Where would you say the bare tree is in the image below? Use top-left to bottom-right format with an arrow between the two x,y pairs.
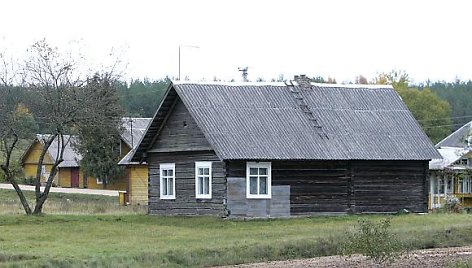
0,39 -> 122,215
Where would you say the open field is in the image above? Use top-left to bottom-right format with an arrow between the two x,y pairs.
0,200 -> 472,267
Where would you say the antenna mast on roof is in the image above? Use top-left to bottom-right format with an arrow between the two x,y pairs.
238,67 -> 249,82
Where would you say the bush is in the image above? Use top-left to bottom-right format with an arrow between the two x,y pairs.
444,194 -> 463,213
340,218 -> 405,266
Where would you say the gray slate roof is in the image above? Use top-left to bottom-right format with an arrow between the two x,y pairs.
436,121 -> 472,148
134,81 -> 440,161
118,118 -> 152,165
35,134 -> 80,167
121,118 -> 152,149
25,118 -> 151,168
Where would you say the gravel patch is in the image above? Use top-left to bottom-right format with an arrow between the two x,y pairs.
222,246 -> 472,268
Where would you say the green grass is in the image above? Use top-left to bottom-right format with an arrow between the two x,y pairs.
0,189 -> 146,215
0,213 -> 471,267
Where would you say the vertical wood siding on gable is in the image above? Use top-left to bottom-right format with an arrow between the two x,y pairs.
150,99 -> 212,152
148,151 -> 226,216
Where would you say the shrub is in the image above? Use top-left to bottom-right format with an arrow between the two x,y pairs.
444,194 -> 463,213
340,218 -> 405,266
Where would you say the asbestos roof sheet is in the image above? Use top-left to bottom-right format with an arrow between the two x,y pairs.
171,82 -> 440,160
429,147 -> 471,170
436,121 -> 472,148
121,118 -> 152,149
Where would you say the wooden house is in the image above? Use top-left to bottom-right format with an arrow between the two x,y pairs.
131,78 -> 440,217
22,134 -> 83,187
429,121 -> 472,209
21,118 -> 151,205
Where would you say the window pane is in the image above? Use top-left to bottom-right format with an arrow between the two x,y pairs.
168,178 -> 174,195
202,177 -> 209,194
259,176 -> 267,194
439,179 -> 445,194
259,168 -> 267,175
203,168 -> 210,176
198,177 -> 203,195
249,177 -> 257,194
169,169 -> 174,177
162,178 -> 168,195
250,168 -> 258,175
198,168 -> 204,176
162,170 -> 167,177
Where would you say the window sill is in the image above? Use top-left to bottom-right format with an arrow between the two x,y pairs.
196,196 -> 212,200
246,195 -> 271,199
160,196 -> 176,200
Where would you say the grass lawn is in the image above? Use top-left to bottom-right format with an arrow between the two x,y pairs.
0,189 -> 146,215
0,208 -> 471,267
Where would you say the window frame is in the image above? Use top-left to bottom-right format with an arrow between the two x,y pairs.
96,178 -> 103,185
160,163 -> 176,200
246,162 -> 272,199
195,161 -> 212,199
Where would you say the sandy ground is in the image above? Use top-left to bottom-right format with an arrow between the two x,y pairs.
0,183 -> 119,196
225,246 -> 472,268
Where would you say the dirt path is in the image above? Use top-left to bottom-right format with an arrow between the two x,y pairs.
0,183 -> 119,196
226,246 -> 472,268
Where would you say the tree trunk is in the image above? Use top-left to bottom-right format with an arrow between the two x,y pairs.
1,166 -> 32,214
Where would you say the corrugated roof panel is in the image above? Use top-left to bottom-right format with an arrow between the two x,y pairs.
171,83 -> 440,160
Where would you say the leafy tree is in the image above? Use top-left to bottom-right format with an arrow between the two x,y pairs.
13,103 -> 38,138
73,74 -> 124,188
374,70 -> 451,143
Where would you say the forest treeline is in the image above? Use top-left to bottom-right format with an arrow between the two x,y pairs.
3,69 -> 472,145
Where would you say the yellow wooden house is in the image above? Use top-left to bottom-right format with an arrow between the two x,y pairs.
21,118 -> 151,205
429,121 -> 472,209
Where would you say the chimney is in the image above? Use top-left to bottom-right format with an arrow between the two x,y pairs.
294,74 -> 311,89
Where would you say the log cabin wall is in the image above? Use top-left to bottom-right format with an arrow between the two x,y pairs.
227,160 -> 350,215
148,151 -> 226,216
227,159 -> 428,216
351,160 -> 428,213
147,97 -> 227,215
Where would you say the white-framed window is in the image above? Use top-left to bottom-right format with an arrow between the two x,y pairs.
461,158 -> 469,166
195,162 -> 212,199
96,178 -> 103,185
246,162 -> 271,199
459,176 -> 472,193
160,163 -> 176,199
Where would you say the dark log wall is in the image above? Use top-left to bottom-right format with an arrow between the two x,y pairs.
352,160 -> 428,213
148,151 -> 226,216
227,160 -> 350,215
150,99 -> 212,152
227,160 -> 428,215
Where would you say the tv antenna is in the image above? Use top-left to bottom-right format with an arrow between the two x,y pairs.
238,67 -> 249,82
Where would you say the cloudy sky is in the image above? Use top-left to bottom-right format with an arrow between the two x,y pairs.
1,0 -> 471,83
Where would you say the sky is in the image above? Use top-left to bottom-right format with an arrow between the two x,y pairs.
1,0 -> 471,84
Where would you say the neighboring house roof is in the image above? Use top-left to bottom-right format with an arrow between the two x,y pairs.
430,121 -> 472,171
429,147 -> 471,170
436,121 -> 472,148
121,118 -> 152,149
22,118 -> 151,168
132,81 -> 440,161
21,134 -> 80,168
118,118 -> 152,165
